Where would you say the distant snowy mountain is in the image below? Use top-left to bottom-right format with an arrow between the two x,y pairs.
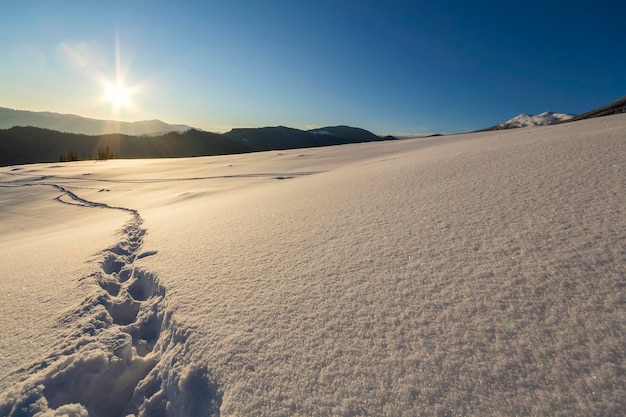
495,112 -> 575,129
0,107 -> 194,136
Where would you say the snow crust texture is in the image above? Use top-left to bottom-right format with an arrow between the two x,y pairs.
1,114 -> 625,416
0,184 -> 219,417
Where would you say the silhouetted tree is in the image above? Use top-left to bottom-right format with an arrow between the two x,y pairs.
59,150 -> 79,162
96,146 -> 117,160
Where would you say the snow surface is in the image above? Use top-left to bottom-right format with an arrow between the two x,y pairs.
1,115 -> 625,416
497,111 -> 574,128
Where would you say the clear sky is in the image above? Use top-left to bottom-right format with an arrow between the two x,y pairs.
1,0 -> 624,134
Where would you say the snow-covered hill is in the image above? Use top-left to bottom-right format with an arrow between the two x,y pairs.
495,111 -> 575,129
1,114 -> 625,416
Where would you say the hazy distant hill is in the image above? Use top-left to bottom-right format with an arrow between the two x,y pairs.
225,125 -> 388,151
482,111 -> 575,131
0,125 -> 393,167
565,96 -> 626,122
308,125 -> 384,142
0,107 -> 193,136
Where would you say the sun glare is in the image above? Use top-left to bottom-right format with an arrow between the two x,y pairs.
94,35 -> 146,118
105,82 -> 131,108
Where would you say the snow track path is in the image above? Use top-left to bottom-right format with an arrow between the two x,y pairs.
0,183 -> 220,417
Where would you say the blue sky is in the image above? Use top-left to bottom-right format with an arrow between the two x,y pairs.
1,0 -> 624,134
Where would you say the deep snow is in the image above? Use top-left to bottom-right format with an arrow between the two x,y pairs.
1,115 -> 625,416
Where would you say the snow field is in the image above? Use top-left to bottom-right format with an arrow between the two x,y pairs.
0,114 -> 625,416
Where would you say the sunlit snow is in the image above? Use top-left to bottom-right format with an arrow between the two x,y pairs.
1,115 -> 625,416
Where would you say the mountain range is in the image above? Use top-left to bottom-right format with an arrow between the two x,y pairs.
0,125 -> 395,167
1,95 -> 624,167
0,107 -> 193,136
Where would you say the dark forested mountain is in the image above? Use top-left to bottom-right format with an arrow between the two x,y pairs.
0,107 -> 193,136
565,96 -> 626,122
0,125 -> 394,167
225,125 -> 388,151
308,126 -> 384,142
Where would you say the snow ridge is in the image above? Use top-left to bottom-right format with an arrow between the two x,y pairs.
0,184 -> 220,417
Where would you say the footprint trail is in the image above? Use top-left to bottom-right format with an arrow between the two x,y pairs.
0,183 -> 220,417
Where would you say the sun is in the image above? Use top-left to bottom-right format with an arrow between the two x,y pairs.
105,82 -> 131,108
